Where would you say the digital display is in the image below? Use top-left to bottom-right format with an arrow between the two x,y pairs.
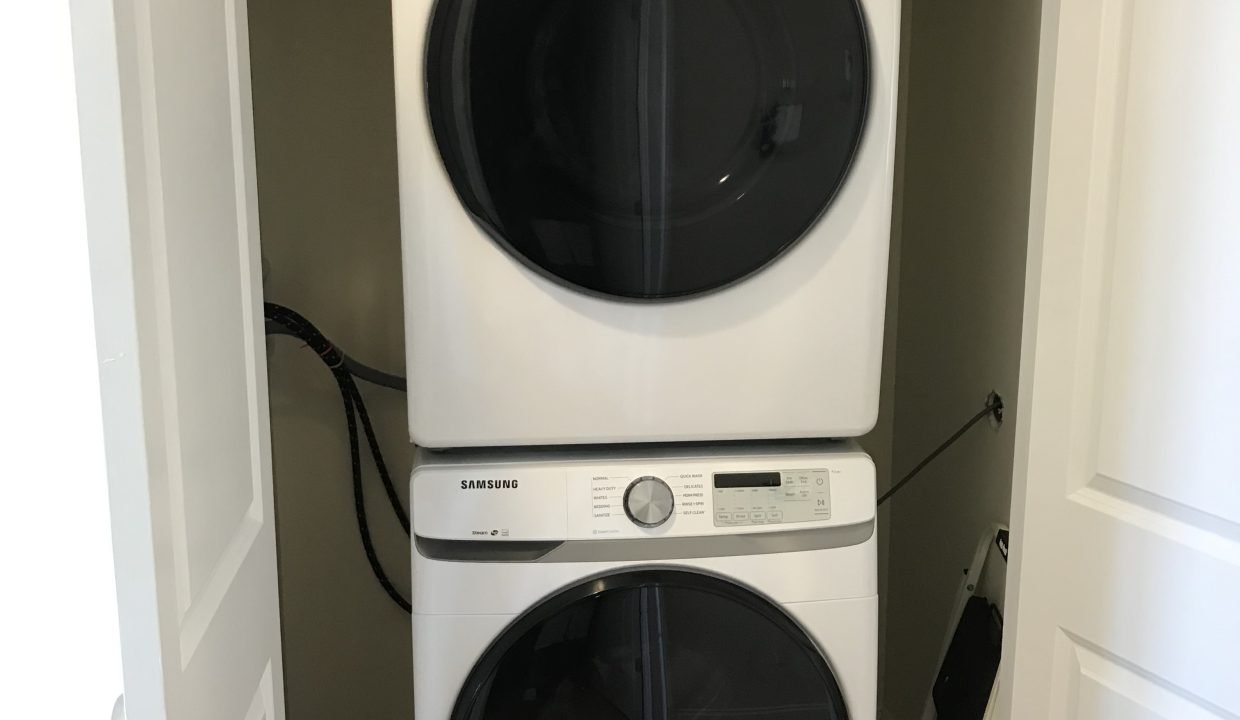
713,472 -> 782,489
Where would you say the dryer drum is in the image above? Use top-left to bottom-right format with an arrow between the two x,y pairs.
451,569 -> 850,719
424,0 -> 871,300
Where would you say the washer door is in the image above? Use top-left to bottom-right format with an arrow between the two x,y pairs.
452,570 -> 850,719
424,0 -> 870,300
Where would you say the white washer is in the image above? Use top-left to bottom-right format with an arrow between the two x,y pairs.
411,442 -> 878,719
392,0 -> 901,447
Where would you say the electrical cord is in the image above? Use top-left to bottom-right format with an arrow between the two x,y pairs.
265,307 -> 410,534
345,377 -> 406,534
878,393 -> 1005,506
265,321 -> 407,391
264,302 -> 412,613
341,385 -> 412,613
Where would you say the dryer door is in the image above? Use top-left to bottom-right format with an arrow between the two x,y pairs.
424,0 -> 869,300
451,570 -> 850,719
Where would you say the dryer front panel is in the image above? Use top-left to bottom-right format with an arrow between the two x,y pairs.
394,0 -> 899,447
424,0 -> 870,300
448,570 -> 851,719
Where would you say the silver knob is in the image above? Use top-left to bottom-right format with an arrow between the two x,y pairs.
624,476 -> 675,528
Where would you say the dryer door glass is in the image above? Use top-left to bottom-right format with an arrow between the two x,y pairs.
452,570 -> 850,719
424,0 -> 870,300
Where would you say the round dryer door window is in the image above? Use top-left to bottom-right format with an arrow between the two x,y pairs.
425,0 -> 870,300
451,570 -> 850,719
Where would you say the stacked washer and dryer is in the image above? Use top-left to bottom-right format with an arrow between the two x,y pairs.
391,0 -> 900,715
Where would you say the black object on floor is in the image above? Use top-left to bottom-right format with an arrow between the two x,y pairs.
932,596 -> 1002,719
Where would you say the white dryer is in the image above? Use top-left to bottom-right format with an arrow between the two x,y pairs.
411,443 -> 878,718
392,0 -> 901,447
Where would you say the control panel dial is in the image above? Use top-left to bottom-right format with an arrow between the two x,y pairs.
623,476 -> 675,528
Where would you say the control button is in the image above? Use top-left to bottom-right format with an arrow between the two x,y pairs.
624,476 -> 675,528
768,510 -> 783,522
751,511 -> 766,522
716,512 -> 732,523
816,477 -> 824,486
733,512 -> 750,523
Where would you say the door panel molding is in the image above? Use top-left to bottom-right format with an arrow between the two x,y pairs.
244,662 -> 277,720
1054,630 -> 1234,720
1076,476 -> 1240,567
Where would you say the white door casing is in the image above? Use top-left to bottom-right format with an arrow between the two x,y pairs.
1002,0 -> 1240,717
71,0 -> 284,716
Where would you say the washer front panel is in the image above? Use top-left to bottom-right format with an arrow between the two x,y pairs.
412,451 -> 874,542
448,570 -> 850,720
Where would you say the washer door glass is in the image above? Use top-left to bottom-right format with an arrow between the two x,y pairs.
451,570 -> 850,719
424,0 -> 870,300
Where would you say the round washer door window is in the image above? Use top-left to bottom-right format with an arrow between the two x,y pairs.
425,0 -> 870,300
452,570 -> 850,719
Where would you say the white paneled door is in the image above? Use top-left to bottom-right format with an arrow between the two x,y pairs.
1003,0 -> 1240,718
71,0 -> 284,716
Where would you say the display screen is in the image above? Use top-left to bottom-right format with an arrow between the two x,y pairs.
713,472 -> 782,489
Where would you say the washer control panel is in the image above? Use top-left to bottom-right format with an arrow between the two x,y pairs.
713,469 -> 831,526
585,470 -> 710,536
412,449 -> 873,542
623,476 -> 676,528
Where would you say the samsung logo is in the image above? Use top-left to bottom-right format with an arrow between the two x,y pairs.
460,479 -> 520,490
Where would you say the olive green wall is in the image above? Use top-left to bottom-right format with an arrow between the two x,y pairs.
248,0 -> 412,716
879,0 -> 1041,716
